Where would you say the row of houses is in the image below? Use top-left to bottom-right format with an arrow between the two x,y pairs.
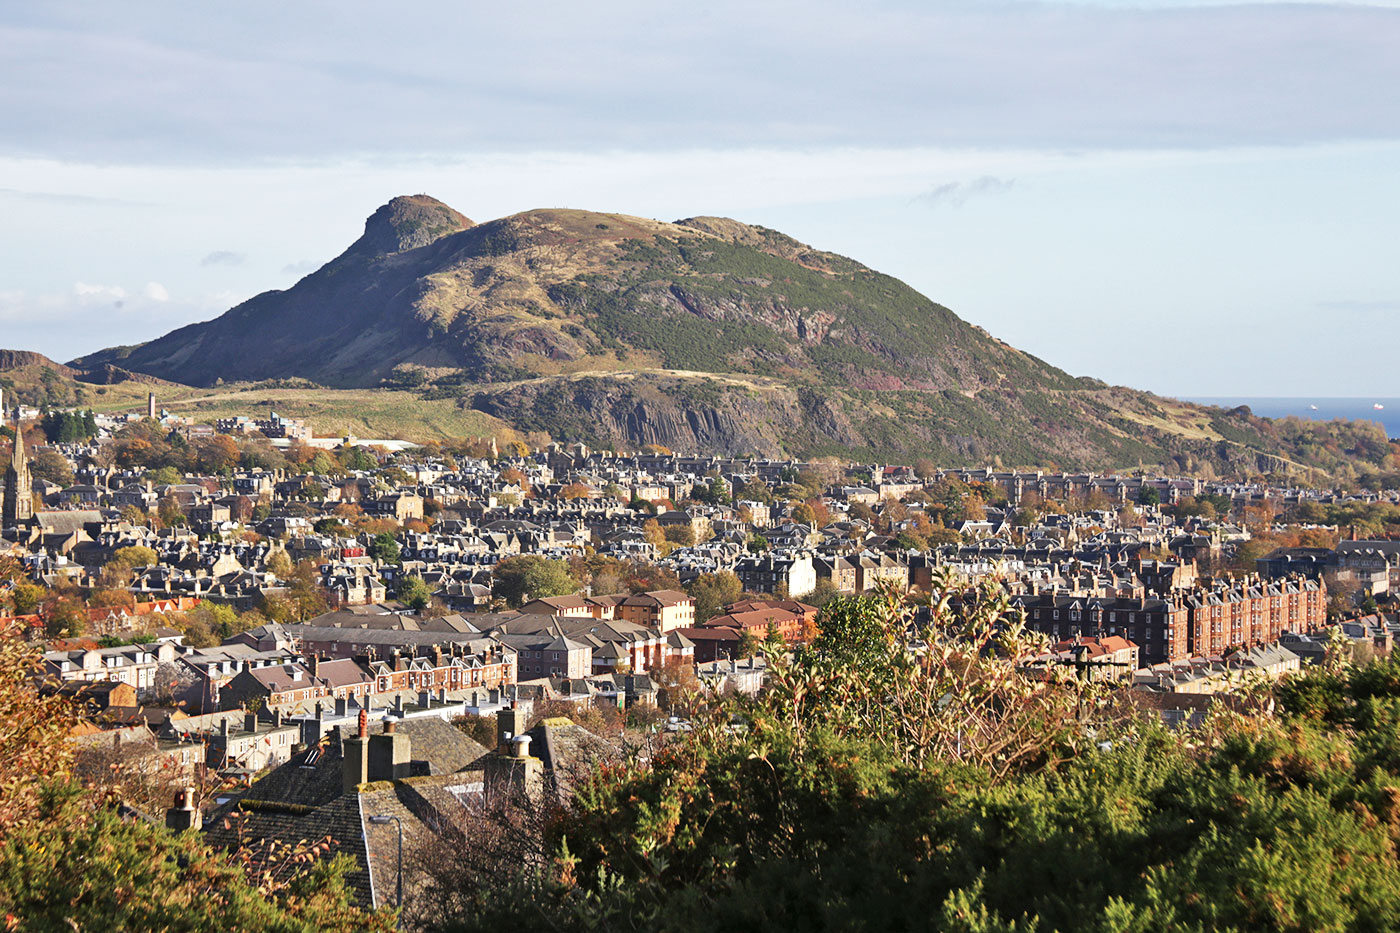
1011,574 -> 1327,665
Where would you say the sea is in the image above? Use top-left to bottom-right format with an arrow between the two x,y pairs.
1185,398 -> 1400,440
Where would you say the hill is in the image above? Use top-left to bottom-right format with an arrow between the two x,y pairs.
66,195 -> 1396,476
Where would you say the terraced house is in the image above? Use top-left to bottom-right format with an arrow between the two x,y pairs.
1012,594 -> 1189,667
1012,573 -> 1325,667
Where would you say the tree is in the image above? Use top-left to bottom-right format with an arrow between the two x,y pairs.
368,532 -> 401,565
735,628 -> 761,660
196,435 -> 240,473
492,556 -> 578,608
737,478 -> 772,503
157,494 -> 187,527
29,449 -> 73,487
810,594 -> 893,671
500,467 -> 530,493
395,575 -> 433,611
109,545 -> 157,574
688,571 -> 743,624
662,524 -> 695,548
182,602 -> 242,646
651,656 -> 701,713
638,519 -> 674,557
9,583 -> 44,615
624,561 -> 683,594
42,594 -> 88,638
694,475 -> 729,505
286,560 -> 331,621
39,410 -> 94,444
1138,486 -> 1161,506
806,577 -> 842,608
267,549 -> 294,578
338,446 -> 378,472
87,588 -> 135,612
926,526 -> 961,547
147,465 -> 183,486
894,530 -> 929,552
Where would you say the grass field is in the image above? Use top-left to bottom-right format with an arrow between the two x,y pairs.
82,382 -> 515,443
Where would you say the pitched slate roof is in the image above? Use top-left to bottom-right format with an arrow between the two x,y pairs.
395,717 -> 490,774
204,793 -> 374,906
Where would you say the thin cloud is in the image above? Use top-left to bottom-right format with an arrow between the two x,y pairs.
2,2 -> 1399,162
281,259 -> 318,276
73,282 -> 125,300
201,250 -> 245,266
0,186 -> 147,206
913,175 -> 1016,208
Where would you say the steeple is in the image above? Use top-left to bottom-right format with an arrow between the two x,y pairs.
3,418 -> 34,529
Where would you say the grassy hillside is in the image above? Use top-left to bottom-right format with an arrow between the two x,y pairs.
53,195 -> 1400,478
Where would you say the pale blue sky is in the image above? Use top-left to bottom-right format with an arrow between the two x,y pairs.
1,1 -> 1397,396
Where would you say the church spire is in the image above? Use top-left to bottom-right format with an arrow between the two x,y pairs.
3,416 -> 33,529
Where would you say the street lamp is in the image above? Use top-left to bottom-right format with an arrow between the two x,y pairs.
368,814 -> 403,926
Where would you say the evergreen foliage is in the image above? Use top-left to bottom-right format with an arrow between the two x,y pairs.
421,583 -> 1400,933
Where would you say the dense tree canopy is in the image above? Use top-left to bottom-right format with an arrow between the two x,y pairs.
687,571 -> 743,624
492,556 -> 578,608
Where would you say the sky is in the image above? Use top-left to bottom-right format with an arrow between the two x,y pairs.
2,0 -> 1398,397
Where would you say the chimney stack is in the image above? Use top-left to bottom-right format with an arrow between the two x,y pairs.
496,705 -> 528,755
368,720 -> 411,781
165,787 -> 201,833
343,708 -> 371,793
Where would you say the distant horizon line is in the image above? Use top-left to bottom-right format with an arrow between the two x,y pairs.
1182,395 -> 1400,401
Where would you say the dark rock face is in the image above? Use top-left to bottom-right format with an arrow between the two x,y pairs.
0,350 -> 77,376
471,377 -> 803,456
348,195 -> 474,257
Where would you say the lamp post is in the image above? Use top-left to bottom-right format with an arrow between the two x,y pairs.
368,814 -> 403,926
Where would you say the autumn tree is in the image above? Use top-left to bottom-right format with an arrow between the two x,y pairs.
492,556 -> 578,608
29,449 -> 73,487
662,524 -> 695,548
688,571 -> 744,624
